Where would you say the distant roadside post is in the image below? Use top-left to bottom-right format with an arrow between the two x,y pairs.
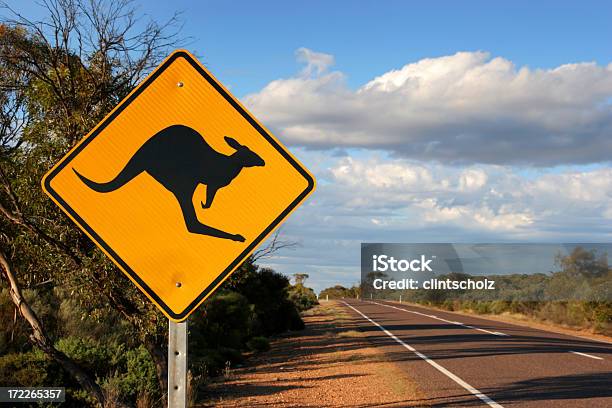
42,50 -> 315,407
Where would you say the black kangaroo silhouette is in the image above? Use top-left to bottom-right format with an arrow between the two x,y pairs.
73,124 -> 265,242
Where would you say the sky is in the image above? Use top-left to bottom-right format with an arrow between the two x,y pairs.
13,1 -> 612,293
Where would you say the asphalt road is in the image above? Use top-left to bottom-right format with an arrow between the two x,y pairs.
340,299 -> 612,407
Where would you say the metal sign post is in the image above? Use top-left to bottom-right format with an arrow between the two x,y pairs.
168,320 -> 188,408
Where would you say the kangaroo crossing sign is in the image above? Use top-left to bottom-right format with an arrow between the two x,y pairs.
42,50 -> 315,321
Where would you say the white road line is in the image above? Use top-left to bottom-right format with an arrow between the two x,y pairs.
371,301 -> 510,337
569,351 -> 603,360
389,301 -> 612,346
343,301 -> 504,408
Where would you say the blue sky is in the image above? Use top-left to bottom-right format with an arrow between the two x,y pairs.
14,1 -> 612,292
15,1 -> 612,96
168,2 -> 607,95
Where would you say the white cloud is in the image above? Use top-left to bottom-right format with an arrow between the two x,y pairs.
279,151 -> 612,238
326,155 -> 533,231
247,50 -> 612,291
330,156 -> 433,188
245,50 -> 612,165
259,150 -> 612,292
295,47 -> 335,77
458,169 -> 488,192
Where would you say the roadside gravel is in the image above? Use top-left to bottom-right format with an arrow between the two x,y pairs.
198,301 -> 427,407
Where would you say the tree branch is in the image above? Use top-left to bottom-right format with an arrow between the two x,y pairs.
0,164 -> 82,265
252,229 -> 299,262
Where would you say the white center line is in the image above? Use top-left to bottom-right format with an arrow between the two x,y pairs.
569,351 -> 603,360
343,301 -> 504,408
370,301 -> 510,337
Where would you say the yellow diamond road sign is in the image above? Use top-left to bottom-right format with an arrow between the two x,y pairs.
42,50 -> 315,322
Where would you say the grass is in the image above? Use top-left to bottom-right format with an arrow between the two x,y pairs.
336,330 -> 362,338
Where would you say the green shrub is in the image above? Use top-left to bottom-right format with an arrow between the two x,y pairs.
56,295 -> 133,346
123,346 -> 159,398
55,336 -> 125,378
190,291 -> 252,350
489,300 -> 510,315
191,349 -> 223,377
441,299 -> 455,311
319,285 -> 360,300
190,291 -> 250,377
189,347 -> 242,377
217,347 -> 243,364
247,336 -> 270,352
0,350 -> 93,407
472,302 -> 491,314
227,267 -> 305,335
288,284 -> 319,311
101,345 -> 159,402
55,337 -> 160,404
0,350 -> 63,387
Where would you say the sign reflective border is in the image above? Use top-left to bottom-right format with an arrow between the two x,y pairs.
42,50 -> 315,321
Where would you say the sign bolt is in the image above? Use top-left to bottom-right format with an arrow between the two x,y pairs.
176,282 -> 182,288
177,81 -> 184,88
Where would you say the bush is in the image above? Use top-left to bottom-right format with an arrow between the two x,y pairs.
0,350 -> 63,387
189,292 -> 251,376
189,347 -> 243,377
319,285 -> 360,300
441,299 -> 455,311
101,346 -> 159,402
187,263 -> 308,380
123,346 -> 159,398
472,302 -> 491,314
56,294 -> 133,346
190,291 -> 252,350
231,267 -> 305,335
288,284 -> 318,311
55,336 -> 125,378
56,337 -> 159,404
489,300 -> 510,315
190,349 -> 223,378
0,350 -> 94,407
247,336 -> 270,352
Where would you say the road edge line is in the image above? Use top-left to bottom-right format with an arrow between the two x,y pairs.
371,301 -> 509,337
384,300 -> 612,345
569,351 -> 603,360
